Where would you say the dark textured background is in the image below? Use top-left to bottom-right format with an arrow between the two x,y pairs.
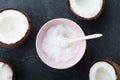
0,0 -> 120,80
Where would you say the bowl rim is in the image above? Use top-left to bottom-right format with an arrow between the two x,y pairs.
36,18 -> 86,69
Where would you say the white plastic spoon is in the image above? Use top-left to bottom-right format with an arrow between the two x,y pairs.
58,33 -> 103,48
64,33 -> 103,43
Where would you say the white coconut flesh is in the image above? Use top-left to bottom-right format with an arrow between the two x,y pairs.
0,10 -> 29,44
69,0 -> 103,19
89,61 -> 117,80
0,62 -> 13,80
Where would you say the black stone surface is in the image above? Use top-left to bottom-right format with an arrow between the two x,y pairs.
0,0 -> 120,80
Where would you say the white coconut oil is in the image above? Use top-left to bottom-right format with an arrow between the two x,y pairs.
42,24 -> 80,62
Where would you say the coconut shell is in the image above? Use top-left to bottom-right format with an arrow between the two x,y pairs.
0,8 -> 31,49
0,59 -> 15,80
90,59 -> 120,80
68,0 -> 105,21
101,59 -> 120,80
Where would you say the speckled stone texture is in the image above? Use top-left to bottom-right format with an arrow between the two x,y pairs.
0,0 -> 120,80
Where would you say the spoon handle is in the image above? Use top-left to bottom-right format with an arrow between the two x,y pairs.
69,33 -> 103,42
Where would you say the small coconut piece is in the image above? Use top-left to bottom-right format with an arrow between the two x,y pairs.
0,59 -> 14,80
0,8 -> 31,48
68,0 -> 104,20
89,59 -> 120,80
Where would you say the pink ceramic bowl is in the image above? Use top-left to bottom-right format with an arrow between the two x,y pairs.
36,18 -> 86,69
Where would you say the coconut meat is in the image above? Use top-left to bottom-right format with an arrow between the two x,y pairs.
0,62 -> 13,80
0,10 -> 29,44
69,0 -> 103,19
89,61 -> 117,80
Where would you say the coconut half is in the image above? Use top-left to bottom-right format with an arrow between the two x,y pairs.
0,8 -> 31,48
89,60 -> 120,80
0,59 -> 14,80
68,0 -> 104,20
